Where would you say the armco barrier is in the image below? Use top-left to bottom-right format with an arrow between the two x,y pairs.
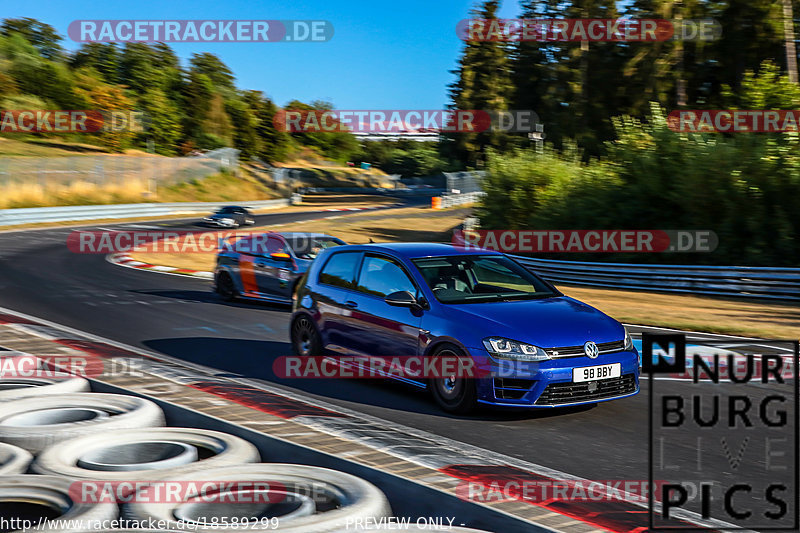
511,255 -> 800,301
0,199 -> 289,227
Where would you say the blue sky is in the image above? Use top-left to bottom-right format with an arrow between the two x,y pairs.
6,0 -> 522,109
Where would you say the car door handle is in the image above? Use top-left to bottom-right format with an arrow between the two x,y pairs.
344,300 -> 358,308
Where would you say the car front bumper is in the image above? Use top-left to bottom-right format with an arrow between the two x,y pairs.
465,347 -> 640,408
204,219 -> 236,227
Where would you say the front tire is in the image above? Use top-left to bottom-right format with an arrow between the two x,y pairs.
216,272 -> 237,301
291,315 -> 322,357
428,344 -> 477,414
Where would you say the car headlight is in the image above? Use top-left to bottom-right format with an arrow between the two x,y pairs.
483,337 -> 550,362
624,329 -> 634,351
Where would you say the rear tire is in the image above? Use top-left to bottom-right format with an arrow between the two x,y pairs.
216,272 -> 237,301
428,344 -> 477,414
291,315 -> 322,357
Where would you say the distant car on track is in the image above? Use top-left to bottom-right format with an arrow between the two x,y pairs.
215,232 -> 346,304
203,206 -> 255,228
291,243 -> 640,413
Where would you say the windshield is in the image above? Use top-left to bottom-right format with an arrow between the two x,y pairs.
291,236 -> 345,260
216,207 -> 238,214
412,255 -> 559,304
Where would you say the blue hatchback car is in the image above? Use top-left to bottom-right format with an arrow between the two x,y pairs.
291,243 -> 640,413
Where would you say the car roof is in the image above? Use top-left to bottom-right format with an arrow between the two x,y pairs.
330,242 -> 502,259
275,232 -> 338,239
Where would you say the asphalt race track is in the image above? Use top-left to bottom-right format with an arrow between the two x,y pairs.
0,203 -> 796,530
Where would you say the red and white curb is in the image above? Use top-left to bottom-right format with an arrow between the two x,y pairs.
107,253 -> 213,279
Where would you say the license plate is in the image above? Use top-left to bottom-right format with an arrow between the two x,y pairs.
573,363 -> 621,382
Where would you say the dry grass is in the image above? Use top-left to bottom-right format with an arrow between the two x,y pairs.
0,170 -> 285,209
0,137 -> 113,157
560,285 -> 800,340
156,172 -> 282,203
0,178 -> 152,208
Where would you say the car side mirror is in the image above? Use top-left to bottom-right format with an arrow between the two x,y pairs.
270,252 -> 292,262
384,290 -> 420,308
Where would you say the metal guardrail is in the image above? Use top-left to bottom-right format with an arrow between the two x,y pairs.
510,255 -> 800,301
0,199 -> 289,227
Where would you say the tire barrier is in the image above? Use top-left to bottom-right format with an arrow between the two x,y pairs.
0,393 -> 164,454
123,464 -> 391,532
366,523 -> 490,533
33,427 -> 260,482
0,475 -> 117,532
0,442 -> 32,475
0,375 -> 91,400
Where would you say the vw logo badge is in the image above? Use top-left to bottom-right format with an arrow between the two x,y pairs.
584,341 -> 599,359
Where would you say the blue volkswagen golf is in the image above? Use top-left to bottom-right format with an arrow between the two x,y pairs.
291,243 -> 639,413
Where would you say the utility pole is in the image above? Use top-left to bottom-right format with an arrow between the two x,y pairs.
784,0 -> 799,84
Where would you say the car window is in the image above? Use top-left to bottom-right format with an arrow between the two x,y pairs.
356,255 -> 416,298
472,258 -> 530,290
318,252 -> 360,289
291,237 -> 345,260
266,236 -> 287,256
413,255 -> 558,304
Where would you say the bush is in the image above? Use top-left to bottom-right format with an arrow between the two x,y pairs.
479,104 -> 800,266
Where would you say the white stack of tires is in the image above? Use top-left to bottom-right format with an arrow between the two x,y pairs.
0,353 -> 91,401
0,384 -> 401,531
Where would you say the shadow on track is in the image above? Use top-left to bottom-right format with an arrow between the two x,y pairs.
129,289 -> 292,312
143,336 -> 595,422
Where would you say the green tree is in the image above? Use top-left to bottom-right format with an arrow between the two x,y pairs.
71,43 -> 120,84
225,98 -> 259,159
201,93 -> 234,146
448,0 -> 514,166
139,88 -> 182,155
189,53 -> 236,93
242,90 -> 291,162
0,18 -> 63,60
119,43 -> 162,95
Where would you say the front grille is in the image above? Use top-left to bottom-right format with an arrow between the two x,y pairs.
546,339 -> 626,358
535,374 -> 636,406
494,378 -> 535,400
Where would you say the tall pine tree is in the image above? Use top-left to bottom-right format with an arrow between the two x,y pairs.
448,0 -> 514,166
